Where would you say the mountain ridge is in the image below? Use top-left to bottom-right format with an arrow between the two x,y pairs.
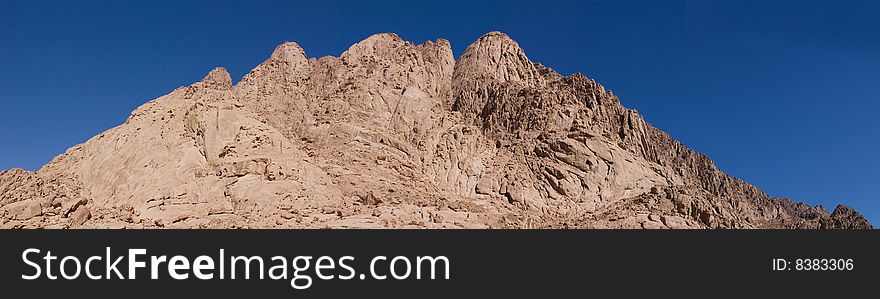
0,32 -> 871,229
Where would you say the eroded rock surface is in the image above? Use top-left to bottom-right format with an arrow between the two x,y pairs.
1,32 -> 871,229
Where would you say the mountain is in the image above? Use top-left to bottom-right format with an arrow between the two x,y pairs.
0,32 -> 871,229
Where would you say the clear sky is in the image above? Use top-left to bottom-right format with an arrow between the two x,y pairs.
1,0 -> 877,225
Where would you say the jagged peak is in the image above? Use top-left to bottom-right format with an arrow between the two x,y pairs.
450,31 -> 545,120
415,38 -> 454,59
478,31 -> 515,43
362,32 -> 402,43
342,32 -> 409,60
417,37 -> 451,48
199,67 -> 232,91
235,41 -> 310,91
434,38 -> 451,48
468,31 -> 525,58
269,41 -> 307,63
454,31 -> 542,85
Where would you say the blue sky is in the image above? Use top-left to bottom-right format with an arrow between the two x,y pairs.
1,0 -> 877,225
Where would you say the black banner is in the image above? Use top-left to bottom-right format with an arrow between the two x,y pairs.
1,230 -> 875,297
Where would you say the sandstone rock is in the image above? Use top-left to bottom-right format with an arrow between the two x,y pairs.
358,192 -> 382,206
69,206 -> 90,227
280,210 -> 295,220
642,221 -> 664,229
16,201 -> 43,220
61,197 -> 88,217
661,215 -> 693,229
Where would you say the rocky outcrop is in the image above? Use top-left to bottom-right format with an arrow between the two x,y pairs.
0,32 -> 871,229
0,168 -> 89,227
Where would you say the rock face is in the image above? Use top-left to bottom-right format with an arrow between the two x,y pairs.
0,32 -> 872,229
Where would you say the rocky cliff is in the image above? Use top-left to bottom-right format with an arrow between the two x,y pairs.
0,32 -> 871,229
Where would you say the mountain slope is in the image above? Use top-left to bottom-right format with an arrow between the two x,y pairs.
0,32 -> 871,229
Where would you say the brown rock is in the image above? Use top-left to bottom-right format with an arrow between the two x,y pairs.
16,202 -> 43,220
358,192 -> 382,206
61,197 -> 87,217
280,210 -> 295,220
68,206 -> 90,227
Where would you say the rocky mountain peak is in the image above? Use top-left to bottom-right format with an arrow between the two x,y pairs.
362,32 -> 402,43
0,32 -> 871,229
199,67 -> 232,91
269,41 -> 307,63
340,33 -> 409,63
830,205 -> 873,229
236,41 -> 310,91
454,31 -> 541,85
450,31 -> 547,134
